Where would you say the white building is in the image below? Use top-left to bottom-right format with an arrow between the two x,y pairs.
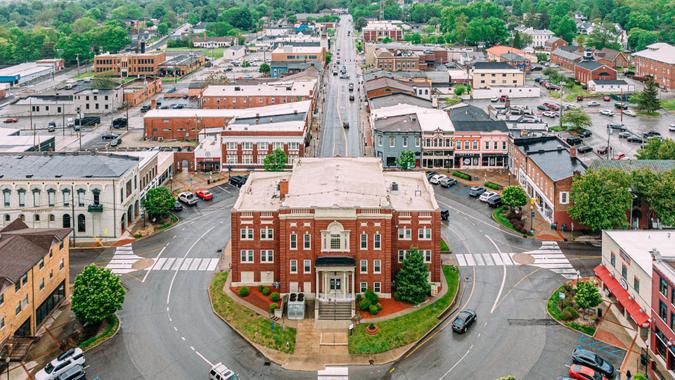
514,27 -> 554,49
0,152 -> 172,241
587,79 -> 635,94
471,62 -> 525,89
0,62 -> 55,86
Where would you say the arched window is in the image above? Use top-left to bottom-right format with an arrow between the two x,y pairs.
49,214 -> 55,222
63,214 -> 71,229
77,214 -> 86,233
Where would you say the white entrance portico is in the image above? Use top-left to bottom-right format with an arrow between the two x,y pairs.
314,256 -> 356,320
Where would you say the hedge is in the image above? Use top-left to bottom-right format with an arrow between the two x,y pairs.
452,171 -> 471,180
484,181 -> 502,190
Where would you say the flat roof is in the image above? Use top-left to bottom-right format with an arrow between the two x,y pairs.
605,230 -> 675,276
372,105 -> 453,133
144,100 -> 311,119
373,113 -> 421,133
0,62 -> 54,77
202,80 -> 316,98
472,62 -> 520,71
369,94 -> 432,110
272,46 -> 324,54
0,153 -> 138,180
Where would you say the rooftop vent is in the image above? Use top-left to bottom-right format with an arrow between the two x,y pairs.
391,182 -> 399,192
25,174 -> 32,178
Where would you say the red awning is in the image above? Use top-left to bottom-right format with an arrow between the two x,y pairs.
593,264 -> 650,328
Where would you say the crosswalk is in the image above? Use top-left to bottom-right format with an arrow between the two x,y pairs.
455,241 -> 579,279
105,243 -> 219,274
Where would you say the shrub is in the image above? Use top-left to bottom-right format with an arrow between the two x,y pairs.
560,309 -> 573,321
262,287 -> 271,296
364,289 -> 379,304
355,294 -> 362,303
270,292 -> 280,302
369,304 -> 379,315
359,298 -> 372,311
563,306 -> 579,320
452,171 -> 471,180
375,302 -> 383,311
484,182 -> 501,190
562,298 -> 574,308
269,303 -> 278,313
238,287 -> 249,297
563,283 -> 573,292
368,323 -> 376,330
257,285 -> 264,292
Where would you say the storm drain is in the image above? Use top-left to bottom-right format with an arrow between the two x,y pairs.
508,319 -> 558,326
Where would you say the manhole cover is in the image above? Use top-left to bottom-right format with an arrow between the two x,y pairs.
508,319 -> 558,326
512,253 -> 535,265
132,258 -> 154,270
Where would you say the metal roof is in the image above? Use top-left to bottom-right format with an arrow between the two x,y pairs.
0,153 -> 138,180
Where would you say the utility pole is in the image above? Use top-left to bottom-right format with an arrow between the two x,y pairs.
619,87 -> 624,124
77,107 -> 82,151
29,96 -> 35,148
71,184 -> 76,245
559,81 -> 564,130
61,99 -> 65,137
76,54 -> 80,76
606,125 -> 611,160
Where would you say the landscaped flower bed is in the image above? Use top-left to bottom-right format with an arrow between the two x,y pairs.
231,285 -> 281,314
547,282 -> 599,336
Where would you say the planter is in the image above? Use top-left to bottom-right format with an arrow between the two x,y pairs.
366,324 -> 379,336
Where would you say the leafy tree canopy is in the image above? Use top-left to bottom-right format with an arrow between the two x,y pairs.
72,264 -> 125,326
263,148 -> 287,172
143,186 -> 176,219
569,168 -> 633,231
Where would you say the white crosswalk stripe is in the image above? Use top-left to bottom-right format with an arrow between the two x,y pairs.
105,244 -> 220,274
105,244 -> 143,274
454,242 -> 578,279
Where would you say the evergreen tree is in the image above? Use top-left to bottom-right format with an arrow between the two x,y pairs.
637,79 -> 661,113
394,248 -> 431,304
512,32 -> 522,48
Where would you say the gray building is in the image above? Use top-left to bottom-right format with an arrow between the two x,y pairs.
372,113 -> 421,168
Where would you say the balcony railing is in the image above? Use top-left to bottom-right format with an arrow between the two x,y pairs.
88,204 -> 103,212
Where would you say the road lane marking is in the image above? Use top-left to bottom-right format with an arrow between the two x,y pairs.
142,244 -> 168,283
456,254 -> 467,266
198,259 -> 210,271
166,226 -> 216,305
486,234 -> 506,315
474,254 -> 485,266
206,258 -> 219,271
161,258 -> 176,270
501,253 -> 514,265
481,253 -> 493,266
439,344 -> 473,380
189,258 -> 202,270
171,258 -> 184,270
195,351 -> 213,367
464,254 -> 475,266
491,253 -> 503,266
180,258 -> 193,270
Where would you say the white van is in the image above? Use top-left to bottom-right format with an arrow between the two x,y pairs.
209,363 -> 239,380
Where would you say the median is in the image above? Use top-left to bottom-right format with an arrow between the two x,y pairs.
209,272 -> 296,353
348,265 -> 460,354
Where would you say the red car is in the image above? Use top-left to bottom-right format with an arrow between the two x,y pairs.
544,102 -> 560,111
194,190 -> 213,200
499,95 -> 509,102
569,364 -> 608,380
612,152 -> 626,160
3,118 -> 18,123
603,96 -> 611,102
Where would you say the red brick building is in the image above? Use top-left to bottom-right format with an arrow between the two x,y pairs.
362,21 -> 404,43
550,48 -> 582,71
200,80 -> 316,109
574,60 -> 617,85
633,43 -> 675,89
594,48 -> 630,69
230,158 -> 442,319
544,37 -> 568,52
651,247 -> 675,376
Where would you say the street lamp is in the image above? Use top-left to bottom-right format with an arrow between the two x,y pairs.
559,80 -> 565,130
5,355 -> 10,380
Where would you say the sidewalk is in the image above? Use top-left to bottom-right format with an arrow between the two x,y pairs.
593,303 -> 647,377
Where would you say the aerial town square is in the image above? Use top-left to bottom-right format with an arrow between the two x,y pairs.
0,0 -> 674,379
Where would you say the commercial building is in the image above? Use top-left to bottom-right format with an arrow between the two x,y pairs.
362,20 -> 404,42
447,103 -> 509,169
365,77 -> 431,100
0,62 -> 56,86
123,77 -> 163,107
192,36 -> 238,48
550,47 -> 583,71
0,219 -> 71,350
0,130 -> 55,153
144,100 -> 312,142
470,62 -> 525,89
230,157 -> 442,320
633,43 -> 675,89
650,242 -> 675,376
158,54 -> 206,77
514,27 -> 554,48
0,152 -> 170,241
372,113 -> 422,168
509,136 -> 586,230
36,59 -> 65,72
94,52 -> 167,77
544,37 -> 568,53
593,48 -> 630,69
201,79 -> 317,110
485,45 -> 537,65
270,46 -> 325,78
587,79 -> 635,94
365,43 -> 448,71
574,60 -> 617,85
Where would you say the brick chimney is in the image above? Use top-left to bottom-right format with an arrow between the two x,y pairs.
151,99 -> 157,109
279,179 -> 289,200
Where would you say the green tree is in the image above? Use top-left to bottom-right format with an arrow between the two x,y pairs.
72,17 -> 97,34
143,187 -> 176,219
325,51 -> 332,65
574,281 -> 602,311
71,264 -> 125,326
396,150 -> 416,170
501,186 -> 528,211
636,138 -> 675,160
561,108 -> 592,132
157,23 -> 169,36
90,24 -> 131,53
636,79 -> 661,113
628,28 -> 659,51
512,32 -> 523,48
648,170 -> 675,227
569,169 -> 633,231
551,15 -> 577,43
259,63 -> 270,74
263,148 -> 287,171
222,7 -> 254,31
394,248 -> 431,305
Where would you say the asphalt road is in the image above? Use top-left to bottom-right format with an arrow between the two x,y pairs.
319,15 -> 363,158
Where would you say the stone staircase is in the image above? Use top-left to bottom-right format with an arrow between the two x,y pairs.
318,301 -> 352,320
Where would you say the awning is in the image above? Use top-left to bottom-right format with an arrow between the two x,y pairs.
594,264 -> 650,328
315,256 -> 355,267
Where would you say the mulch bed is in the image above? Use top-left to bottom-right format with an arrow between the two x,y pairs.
231,286 -> 281,313
358,297 -> 416,320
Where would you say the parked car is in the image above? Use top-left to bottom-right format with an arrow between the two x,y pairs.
430,175 -> 447,185
487,195 -> 502,208
229,175 -> 247,188
544,102 -> 559,111
439,177 -> 457,188
577,145 -> 593,154
596,146 -> 609,155
48,121 -> 56,132
209,362 -> 239,380
478,191 -> 497,202
543,111 -> 557,118
568,364 -> 608,380
171,201 -> 183,212
618,131 -> 631,139
537,105 -> 548,111
468,186 -> 486,197
53,364 -> 86,380
670,124 -> 675,132
112,117 -> 127,129
491,97 -> 499,102
612,152 -> 626,160
643,130 -> 661,138
425,171 -> 438,180
576,95 -> 584,101
452,309 -> 477,333
195,190 -> 213,200
66,118 -> 74,128
343,122 -> 349,129
607,123 -> 626,131
3,117 -> 18,123
510,108 -> 523,115
587,101 -> 600,107
349,94 -> 355,101
571,347 -> 615,378
348,83 -> 354,92
440,208 -> 449,221
603,95 -> 611,102
178,192 -> 198,206
110,137 -> 122,147
600,109 -> 614,116
627,135 -> 644,143
35,348 -> 85,380
499,95 -> 509,102
578,129 -> 592,138
622,109 -> 636,117
101,132 -> 119,141
566,136 -> 582,146
614,102 -> 628,110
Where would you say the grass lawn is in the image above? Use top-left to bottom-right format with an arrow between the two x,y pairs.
547,285 -> 597,336
637,111 -> 661,117
74,71 -> 94,80
550,84 -> 593,102
348,265 -> 460,354
79,315 -> 119,351
662,99 -> 675,111
492,206 -> 531,236
440,238 -> 450,252
209,272 -> 296,353
165,47 -> 224,59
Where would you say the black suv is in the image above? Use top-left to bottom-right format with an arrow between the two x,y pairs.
578,129 -> 592,138
229,175 -> 248,188
565,136 -> 582,146
571,347 -> 615,378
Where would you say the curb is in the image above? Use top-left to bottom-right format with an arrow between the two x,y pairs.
490,207 -> 531,239
72,214 -> 182,251
545,284 -> 596,339
81,313 -> 122,353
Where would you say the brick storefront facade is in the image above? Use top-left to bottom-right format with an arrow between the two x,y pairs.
633,43 -> 675,89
